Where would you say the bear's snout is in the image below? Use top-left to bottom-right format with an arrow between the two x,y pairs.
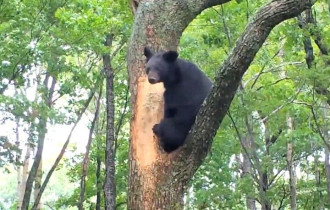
147,71 -> 160,84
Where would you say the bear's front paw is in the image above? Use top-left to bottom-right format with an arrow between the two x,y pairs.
152,124 -> 160,136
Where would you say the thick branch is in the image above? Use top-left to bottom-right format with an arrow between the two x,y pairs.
188,0 -> 232,16
178,0 -> 314,170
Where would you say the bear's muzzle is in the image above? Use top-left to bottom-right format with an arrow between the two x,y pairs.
148,71 -> 160,84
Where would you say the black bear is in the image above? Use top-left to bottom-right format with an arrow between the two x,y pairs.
144,47 -> 212,153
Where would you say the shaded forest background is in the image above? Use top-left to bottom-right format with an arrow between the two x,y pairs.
0,0 -> 329,209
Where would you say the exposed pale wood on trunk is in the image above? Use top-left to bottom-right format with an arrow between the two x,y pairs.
129,77 -> 187,208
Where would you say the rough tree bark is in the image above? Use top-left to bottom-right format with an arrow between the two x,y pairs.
127,0 -> 315,209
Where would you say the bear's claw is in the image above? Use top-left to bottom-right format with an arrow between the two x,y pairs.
152,124 -> 160,136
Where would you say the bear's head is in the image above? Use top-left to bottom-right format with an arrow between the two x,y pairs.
144,47 -> 181,85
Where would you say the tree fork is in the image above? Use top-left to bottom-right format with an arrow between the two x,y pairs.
127,0 -> 315,209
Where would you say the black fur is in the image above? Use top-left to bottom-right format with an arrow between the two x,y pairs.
144,47 -> 212,152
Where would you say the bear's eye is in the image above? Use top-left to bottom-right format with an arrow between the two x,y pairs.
146,67 -> 150,73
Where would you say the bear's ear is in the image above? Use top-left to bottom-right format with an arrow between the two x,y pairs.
163,51 -> 178,62
144,47 -> 153,61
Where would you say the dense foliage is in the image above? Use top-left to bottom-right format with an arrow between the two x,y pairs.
0,0 -> 329,209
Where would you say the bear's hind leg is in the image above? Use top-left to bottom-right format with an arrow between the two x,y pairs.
155,119 -> 185,152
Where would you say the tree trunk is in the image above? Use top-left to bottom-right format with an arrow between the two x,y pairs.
298,9 -> 330,106
19,143 -> 31,209
15,117 -> 22,210
238,92 -> 257,210
286,108 -> 297,210
280,51 -> 297,210
17,165 -> 22,210
31,90 -> 94,210
315,152 -> 324,209
127,0 -> 314,209
21,116 -> 47,210
21,74 -> 54,210
325,144 -> 330,208
241,136 -> 256,210
33,162 -> 42,210
286,137 -> 297,210
96,152 -> 102,210
103,33 -> 117,210
323,107 -> 330,207
78,86 -> 102,210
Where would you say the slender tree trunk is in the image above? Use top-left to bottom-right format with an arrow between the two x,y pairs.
325,146 -> 330,207
21,74 -> 54,210
78,86 -> 102,210
248,118 -> 270,210
241,108 -> 270,210
242,136 -> 256,210
16,119 -> 23,210
279,49 -> 297,210
96,152 -> 102,210
323,107 -> 330,207
33,162 -> 42,210
95,105 -> 104,210
298,9 -> 330,105
286,139 -> 297,210
285,74 -> 297,210
315,152 -> 324,209
127,1 -> 314,208
103,33 -> 116,210
21,116 -> 47,210
18,144 -> 31,210
31,90 -> 95,210
17,165 -> 22,210
238,91 -> 256,210
298,9 -> 329,208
